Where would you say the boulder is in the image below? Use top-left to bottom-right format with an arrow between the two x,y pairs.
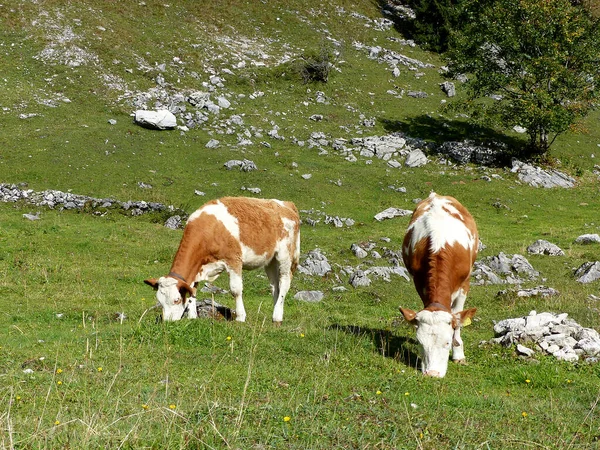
134,110 -> 177,129
527,239 -> 564,256
294,291 -> 324,303
574,261 -> 600,283
374,207 -> 413,222
575,234 -> 600,245
404,149 -> 428,167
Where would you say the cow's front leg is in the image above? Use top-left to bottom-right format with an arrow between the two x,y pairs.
451,286 -> 468,363
229,269 -> 246,322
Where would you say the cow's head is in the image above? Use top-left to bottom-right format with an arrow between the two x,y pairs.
144,276 -> 195,321
400,307 -> 476,378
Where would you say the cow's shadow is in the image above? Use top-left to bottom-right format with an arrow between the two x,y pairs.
329,323 -> 420,371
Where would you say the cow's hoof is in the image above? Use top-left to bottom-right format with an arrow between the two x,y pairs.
453,359 -> 467,365
273,321 -> 282,327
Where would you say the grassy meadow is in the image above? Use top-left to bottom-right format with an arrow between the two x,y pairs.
1,1 -> 600,448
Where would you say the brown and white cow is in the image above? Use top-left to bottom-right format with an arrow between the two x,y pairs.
145,197 -> 300,324
400,192 -> 478,378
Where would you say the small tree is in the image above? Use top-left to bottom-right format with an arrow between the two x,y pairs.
446,0 -> 600,155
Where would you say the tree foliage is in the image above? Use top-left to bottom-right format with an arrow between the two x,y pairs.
446,0 -> 600,155
408,0 -> 465,52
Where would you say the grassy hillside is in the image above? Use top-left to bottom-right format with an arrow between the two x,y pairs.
1,1 -> 600,448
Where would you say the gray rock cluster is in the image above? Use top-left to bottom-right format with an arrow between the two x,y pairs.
298,244 -> 409,290
437,141 -> 506,166
0,183 -> 184,219
497,286 -> 560,299
511,159 -> 576,188
472,252 -> 539,285
492,310 -> 600,362
298,249 -> 333,277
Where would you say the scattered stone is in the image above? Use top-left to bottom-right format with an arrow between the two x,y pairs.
108,119 -> 117,125
516,344 -> 535,357
205,139 -> 220,148
133,109 -> 177,130
364,266 -> 410,282
241,186 -> 261,194
325,215 -> 355,227
351,244 -> 368,259
511,159 -> 576,188
164,215 -> 182,230
309,114 -> 323,121
294,291 -> 324,303
374,207 -> 412,221
407,91 -> 428,98
439,81 -> 455,97
113,312 -> 127,322
527,240 -> 565,256
195,298 -> 233,320
223,159 -> 258,171
497,286 -> 559,299
575,234 -> 600,245
404,149 -> 428,167
492,310 -> 600,362
23,213 -> 40,221
574,261 -> 600,284
349,270 -> 371,288
298,249 -> 332,277
301,174 -> 312,180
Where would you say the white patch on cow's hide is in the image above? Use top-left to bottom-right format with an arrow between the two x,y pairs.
241,244 -> 271,270
414,309 -> 454,378
197,261 -> 228,283
188,201 -> 241,240
407,195 -> 475,254
156,276 -> 186,321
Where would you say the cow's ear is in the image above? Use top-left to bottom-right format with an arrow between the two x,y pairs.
144,278 -> 160,290
399,307 -> 418,326
455,308 -> 477,327
179,281 -> 195,298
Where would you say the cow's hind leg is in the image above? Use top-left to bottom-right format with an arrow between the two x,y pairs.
266,260 -> 280,302
268,259 -> 292,325
451,284 -> 469,363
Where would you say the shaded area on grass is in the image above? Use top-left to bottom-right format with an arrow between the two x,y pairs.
330,324 -> 420,370
381,114 -> 528,165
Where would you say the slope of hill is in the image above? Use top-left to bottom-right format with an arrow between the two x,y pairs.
1,1 -> 600,449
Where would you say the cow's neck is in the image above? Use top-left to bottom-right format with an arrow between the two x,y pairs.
424,300 -> 451,312
168,229 -> 202,284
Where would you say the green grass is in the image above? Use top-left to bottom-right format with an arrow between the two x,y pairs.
2,0 -> 600,448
